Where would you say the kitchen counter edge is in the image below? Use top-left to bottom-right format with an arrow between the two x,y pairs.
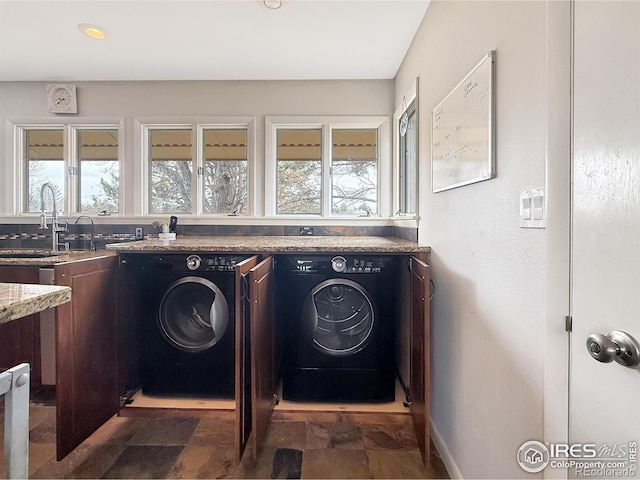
0,250 -> 118,267
0,283 -> 71,324
105,236 -> 430,254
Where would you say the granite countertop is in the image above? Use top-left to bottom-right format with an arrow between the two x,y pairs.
0,249 -> 117,267
106,236 -> 430,254
0,282 -> 71,324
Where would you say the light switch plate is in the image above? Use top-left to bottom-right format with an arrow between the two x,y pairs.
520,189 -> 546,229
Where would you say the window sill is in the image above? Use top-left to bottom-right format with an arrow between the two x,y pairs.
0,214 -> 397,227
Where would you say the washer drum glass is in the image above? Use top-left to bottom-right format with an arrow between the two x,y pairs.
302,278 -> 374,356
158,276 -> 229,352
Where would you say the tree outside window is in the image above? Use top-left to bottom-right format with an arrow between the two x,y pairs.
203,128 -> 247,214
22,126 -> 121,215
271,122 -> 382,216
148,129 -> 193,214
331,129 -> 378,215
78,129 -> 119,213
25,129 -> 65,213
146,126 -> 250,215
276,129 -> 322,215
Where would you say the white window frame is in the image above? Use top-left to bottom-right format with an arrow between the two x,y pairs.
265,116 -> 390,218
10,119 -> 124,217
138,117 -> 256,217
393,79 -> 419,219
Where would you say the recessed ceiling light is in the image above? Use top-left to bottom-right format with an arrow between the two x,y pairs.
77,23 -> 107,39
263,0 -> 282,9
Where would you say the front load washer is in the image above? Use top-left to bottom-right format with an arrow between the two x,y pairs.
280,254 -> 398,403
141,253 -> 248,398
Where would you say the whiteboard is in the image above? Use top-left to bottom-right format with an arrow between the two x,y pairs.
431,51 -> 495,193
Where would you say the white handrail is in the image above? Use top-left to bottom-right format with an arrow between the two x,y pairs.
1,363 -> 30,479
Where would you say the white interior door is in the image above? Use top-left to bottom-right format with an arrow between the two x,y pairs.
570,1 -> 640,478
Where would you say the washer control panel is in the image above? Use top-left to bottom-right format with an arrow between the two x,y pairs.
293,255 -> 391,274
154,254 -> 246,272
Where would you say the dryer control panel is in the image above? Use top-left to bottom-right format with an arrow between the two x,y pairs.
203,255 -> 243,271
193,255 -> 244,271
290,255 -> 394,274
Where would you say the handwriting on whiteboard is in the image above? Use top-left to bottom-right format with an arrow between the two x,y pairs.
432,51 -> 495,192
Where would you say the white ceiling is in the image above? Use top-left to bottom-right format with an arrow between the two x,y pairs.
0,0 -> 429,82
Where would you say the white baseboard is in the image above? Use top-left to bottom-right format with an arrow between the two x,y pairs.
431,419 -> 463,479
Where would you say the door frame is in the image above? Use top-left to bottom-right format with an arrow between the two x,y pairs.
543,0 -> 572,475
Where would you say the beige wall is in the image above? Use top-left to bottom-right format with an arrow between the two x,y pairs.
395,1 -> 547,477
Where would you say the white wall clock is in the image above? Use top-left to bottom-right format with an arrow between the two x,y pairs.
46,84 -> 77,114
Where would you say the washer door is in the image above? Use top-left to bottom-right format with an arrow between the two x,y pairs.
158,276 -> 229,352
302,278 -> 374,356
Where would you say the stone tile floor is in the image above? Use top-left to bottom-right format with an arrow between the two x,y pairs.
1,390 -> 449,479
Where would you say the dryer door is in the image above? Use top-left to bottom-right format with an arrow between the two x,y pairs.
158,276 -> 229,352
302,278 -> 374,356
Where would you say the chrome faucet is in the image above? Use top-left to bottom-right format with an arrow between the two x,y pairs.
39,182 -> 68,253
74,215 -> 96,251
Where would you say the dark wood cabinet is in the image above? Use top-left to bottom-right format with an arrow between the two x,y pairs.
247,255 -> 277,461
46,250 -> 430,466
234,256 -> 259,461
237,254 -> 431,465
116,255 -> 147,403
409,255 -> 431,463
0,266 -> 42,383
0,258 -> 120,461
54,256 -> 119,460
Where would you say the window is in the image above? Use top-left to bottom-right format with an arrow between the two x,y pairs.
148,128 -> 193,214
276,129 -> 322,215
142,119 -> 253,215
266,117 -> 389,217
18,123 -> 121,215
331,129 -> 378,215
24,128 -> 65,213
398,104 -> 417,214
76,128 -> 120,213
394,81 -> 418,216
202,128 -> 247,214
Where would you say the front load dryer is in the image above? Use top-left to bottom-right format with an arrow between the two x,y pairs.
141,253 -> 247,398
281,254 -> 398,403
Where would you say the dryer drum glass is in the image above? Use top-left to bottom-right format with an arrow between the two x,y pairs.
303,279 -> 374,356
158,277 -> 229,352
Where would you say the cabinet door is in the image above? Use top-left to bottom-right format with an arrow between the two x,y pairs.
54,256 -> 119,460
234,255 -> 259,462
247,256 -> 276,461
116,255 -> 148,402
409,256 -> 430,463
0,267 -> 41,383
